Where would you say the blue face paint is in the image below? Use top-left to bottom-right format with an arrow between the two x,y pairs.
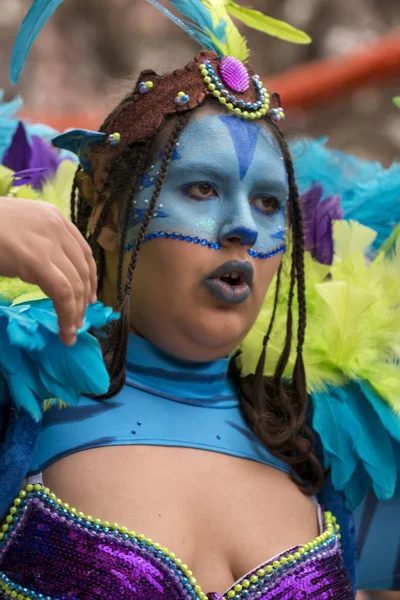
125,114 -> 288,259
219,116 -> 260,180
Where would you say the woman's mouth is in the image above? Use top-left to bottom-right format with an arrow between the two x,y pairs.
203,260 -> 253,304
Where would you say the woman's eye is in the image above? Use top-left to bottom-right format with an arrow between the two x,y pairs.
183,183 -> 218,200
251,196 -> 281,215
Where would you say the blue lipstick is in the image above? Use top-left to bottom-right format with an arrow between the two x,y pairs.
203,260 -> 254,304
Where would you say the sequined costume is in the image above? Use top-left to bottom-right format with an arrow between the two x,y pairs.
0,485 -> 351,600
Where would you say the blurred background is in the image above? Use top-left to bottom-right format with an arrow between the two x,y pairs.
1,0 -> 400,596
1,0 -> 400,165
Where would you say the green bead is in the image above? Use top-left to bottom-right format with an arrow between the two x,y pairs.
219,97 -> 227,105
249,113 -> 256,120
200,69 -> 208,77
226,103 -> 234,110
26,484 -> 33,492
242,579 -> 250,588
265,565 -> 273,573
212,90 -> 221,98
208,83 -> 216,91
234,108 -> 241,115
34,483 -> 42,491
250,575 -> 258,583
227,592 -> 235,598
5,515 -> 13,523
203,76 -> 212,84
145,81 -> 154,89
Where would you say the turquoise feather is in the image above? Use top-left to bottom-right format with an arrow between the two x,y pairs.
144,0 -> 225,54
292,138 -> 400,251
0,299 -> 118,422
10,0 -> 64,85
312,381 -> 400,511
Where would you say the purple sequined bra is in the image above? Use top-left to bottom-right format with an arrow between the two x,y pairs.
0,484 -> 354,600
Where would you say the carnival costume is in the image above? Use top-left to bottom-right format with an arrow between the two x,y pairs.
0,1 -> 399,598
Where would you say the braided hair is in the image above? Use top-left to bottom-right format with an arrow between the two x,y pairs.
70,104 -> 325,495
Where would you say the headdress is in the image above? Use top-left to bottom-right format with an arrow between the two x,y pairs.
10,0 -> 310,177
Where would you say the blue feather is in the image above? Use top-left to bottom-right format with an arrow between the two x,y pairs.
292,137 -> 400,252
0,299 -> 118,422
10,0 -> 64,85
145,0 -> 225,54
313,381 -> 400,511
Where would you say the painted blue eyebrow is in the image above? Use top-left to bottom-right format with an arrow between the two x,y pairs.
219,115 -> 261,180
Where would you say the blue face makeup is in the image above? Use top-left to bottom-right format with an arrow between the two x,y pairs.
125,114 -> 288,259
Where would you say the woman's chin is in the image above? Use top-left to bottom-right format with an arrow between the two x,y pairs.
178,309 -> 252,360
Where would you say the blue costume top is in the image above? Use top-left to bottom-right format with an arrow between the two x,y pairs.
28,335 -> 291,476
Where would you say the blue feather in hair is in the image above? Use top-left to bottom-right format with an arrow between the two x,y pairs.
145,0 -> 226,54
10,0 -> 64,85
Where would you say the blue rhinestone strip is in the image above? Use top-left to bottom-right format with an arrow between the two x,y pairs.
125,231 -> 286,260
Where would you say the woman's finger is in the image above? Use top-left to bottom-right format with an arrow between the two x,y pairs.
33,263 -> 78,345
64,219 -> 98,304
60,225 -> 91,327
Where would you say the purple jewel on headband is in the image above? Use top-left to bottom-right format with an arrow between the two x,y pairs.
219,56 -> 250,93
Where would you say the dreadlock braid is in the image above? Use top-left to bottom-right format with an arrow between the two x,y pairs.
97,113 -> 190,398
114,141 -> 151,303
233,116 -> 325,495
125,114 -> 190,296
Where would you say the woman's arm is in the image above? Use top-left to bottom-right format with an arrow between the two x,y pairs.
0,195 -> 96,345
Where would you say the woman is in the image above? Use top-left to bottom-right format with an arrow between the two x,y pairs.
0,1 -> 399,598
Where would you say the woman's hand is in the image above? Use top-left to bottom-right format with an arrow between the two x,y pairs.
0,196 -> 97,346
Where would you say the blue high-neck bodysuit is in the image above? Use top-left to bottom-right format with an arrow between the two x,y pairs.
28,335 -> 291,475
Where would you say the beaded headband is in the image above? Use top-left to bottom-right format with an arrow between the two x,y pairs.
75,50 -> 285,187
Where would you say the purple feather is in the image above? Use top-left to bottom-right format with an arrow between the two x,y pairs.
30,134 -> 61,176
2,122 -> 32,172
2,121 -> 63,190
301,184 -> 343,265
13,167 -> 48,189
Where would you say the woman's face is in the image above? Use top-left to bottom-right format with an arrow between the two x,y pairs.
109,112 -> 288,361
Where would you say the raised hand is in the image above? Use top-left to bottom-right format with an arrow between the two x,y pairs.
0,196 -> 97,346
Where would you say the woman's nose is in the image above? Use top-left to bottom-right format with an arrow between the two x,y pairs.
219,225 -> 258,247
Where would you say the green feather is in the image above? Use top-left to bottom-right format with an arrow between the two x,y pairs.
225,1 -> 311,45
0,166 -> 14,196
237,219 -> 400,414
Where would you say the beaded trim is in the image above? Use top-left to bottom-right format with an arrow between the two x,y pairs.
0,485 -> 341,600
124,231 -> 286,260
199,61 -> 270,119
